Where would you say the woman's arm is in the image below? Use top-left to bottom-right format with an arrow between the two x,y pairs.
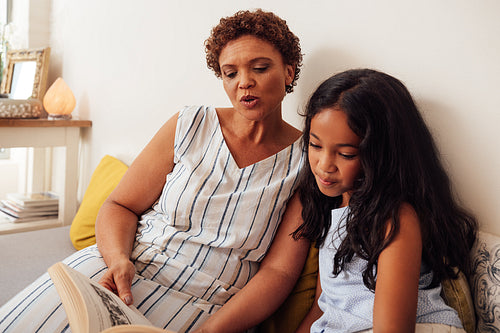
194,193 -> 310,333
373,203 -> 422,333
295,271 -> 323,333
96,113 -> 178,304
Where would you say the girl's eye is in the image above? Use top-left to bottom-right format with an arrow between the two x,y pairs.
309,142 -> 321,149
224,71 -> 236,79
340,153 -> 357,160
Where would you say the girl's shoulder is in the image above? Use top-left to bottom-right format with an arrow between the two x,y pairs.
386,202 -> 421,240
398,202 -> 418,221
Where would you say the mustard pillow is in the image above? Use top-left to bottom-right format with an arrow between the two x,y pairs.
258,244 -> 319,332
70,155 -> 128,250
441,269 -> 476,333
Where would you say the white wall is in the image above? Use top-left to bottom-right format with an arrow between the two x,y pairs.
47,0 -> 500,235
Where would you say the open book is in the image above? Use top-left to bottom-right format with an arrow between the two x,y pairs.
48,262 -> 175,333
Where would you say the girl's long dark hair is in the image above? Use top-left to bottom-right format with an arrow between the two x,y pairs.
293,69 -> 477,291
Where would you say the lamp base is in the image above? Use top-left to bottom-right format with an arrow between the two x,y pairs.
48,114 -> 72,120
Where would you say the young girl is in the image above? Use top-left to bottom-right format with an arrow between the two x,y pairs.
294,69 -> 477,333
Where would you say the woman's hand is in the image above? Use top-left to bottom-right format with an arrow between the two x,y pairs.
99,256 -> 136,305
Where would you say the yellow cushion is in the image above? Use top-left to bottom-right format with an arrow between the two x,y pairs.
440,269 -> 476,333
69,155 -> 128,250
258,244 -> 319,332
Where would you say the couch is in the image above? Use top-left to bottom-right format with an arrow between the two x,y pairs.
1,155 -> 499,333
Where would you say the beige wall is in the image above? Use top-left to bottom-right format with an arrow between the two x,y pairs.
44,0 -> 500,234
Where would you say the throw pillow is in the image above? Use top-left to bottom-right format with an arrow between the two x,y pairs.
69,155 -> 128,250
257,244 -> 319,332
441,269 -> 476,333
470,231 -> 500,333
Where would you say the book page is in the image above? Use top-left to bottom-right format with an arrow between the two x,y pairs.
6,192 -> 59,207
49,263 -> 152,333
101,324 -> 175,333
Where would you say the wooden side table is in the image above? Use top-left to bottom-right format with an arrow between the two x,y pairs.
0,118 -> 92,234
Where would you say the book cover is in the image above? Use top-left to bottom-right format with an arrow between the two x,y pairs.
0,209 -> 57,223
1,200 -> 58,218
0,199 -> 58,213
6,192 -> 59,207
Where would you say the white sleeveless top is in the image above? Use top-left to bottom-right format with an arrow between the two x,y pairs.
312,207 -> 463,332
0,105 -> 304,333
131,105 -> 304,313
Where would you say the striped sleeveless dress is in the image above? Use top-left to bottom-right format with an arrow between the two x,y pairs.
0,105 -> 304,332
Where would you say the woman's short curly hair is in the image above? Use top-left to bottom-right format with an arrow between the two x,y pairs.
205,9 -> 303,93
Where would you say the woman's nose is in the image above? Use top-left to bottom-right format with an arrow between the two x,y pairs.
238,71 -> 255,89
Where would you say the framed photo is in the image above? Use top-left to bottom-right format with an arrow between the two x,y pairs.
0,47 -> 51,100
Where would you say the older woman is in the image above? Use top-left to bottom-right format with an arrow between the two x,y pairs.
0,9 -> 309,333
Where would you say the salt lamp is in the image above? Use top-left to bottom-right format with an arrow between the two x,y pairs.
43,77 -> 76,119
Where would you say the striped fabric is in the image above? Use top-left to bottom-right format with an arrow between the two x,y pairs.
0,105 -> 304,332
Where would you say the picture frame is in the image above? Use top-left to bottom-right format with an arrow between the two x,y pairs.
0,47 -> 51,100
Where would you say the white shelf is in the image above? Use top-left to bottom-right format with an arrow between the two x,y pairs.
0,215 -> 61,234
0,118 -> 91,234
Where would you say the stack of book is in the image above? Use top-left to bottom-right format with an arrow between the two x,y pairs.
0,192 -> 59,223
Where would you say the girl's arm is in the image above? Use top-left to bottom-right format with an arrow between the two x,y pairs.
373,203 -> 422,333
295,271 -> 323,333
96,113 -> 178,305
194,193 -> 311,333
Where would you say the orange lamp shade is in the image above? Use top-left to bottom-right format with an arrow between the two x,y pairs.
43,77 -> 76,118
